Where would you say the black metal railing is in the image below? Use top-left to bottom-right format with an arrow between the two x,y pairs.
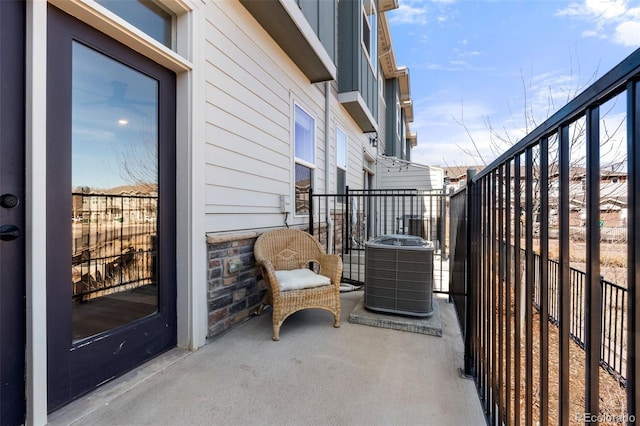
309,186 -> 448,292
508,247 -> 629,386
449,47 -> 640,425
71,193 -> 157,302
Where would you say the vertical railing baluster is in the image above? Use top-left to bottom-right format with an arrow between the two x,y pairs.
525,147 -> 534,426
467,169 -> 479,379
603,287 -> 615,372
602,283 -> 609,373
309,188 -> 314,236
627,79 -> 640,423
539,137 -> 549,426
498,165 -> 505,425
505,161 -> 512,425
344,186 -> 349,254
484,176 -> 490,419
613,286 -> 620,377
514,155 -> 522,425
585,104 -> 601,417
481,176 -> 488,412
490,170 -> 497,423
559,124 -> 571,425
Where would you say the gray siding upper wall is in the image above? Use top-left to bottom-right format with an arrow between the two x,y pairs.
338,0 -> 358,92
337,0 -> 378,124
385,78 -> 400,157
298,0 -> 337,63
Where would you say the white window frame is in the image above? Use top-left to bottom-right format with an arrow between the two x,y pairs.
294,103 -> 316,216
361,0 -> 378,74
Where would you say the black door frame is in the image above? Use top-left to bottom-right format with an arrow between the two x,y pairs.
46,5 -> 177,411
0,1 -> 26,424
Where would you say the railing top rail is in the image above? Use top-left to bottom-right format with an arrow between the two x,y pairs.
72,192 -> 158,200
312,188 -> 445,196
472,47 -> 640,182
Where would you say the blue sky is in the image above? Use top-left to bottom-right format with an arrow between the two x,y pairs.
387,0 -> 640,167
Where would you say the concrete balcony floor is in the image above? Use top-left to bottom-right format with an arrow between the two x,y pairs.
49,291 -> 484,425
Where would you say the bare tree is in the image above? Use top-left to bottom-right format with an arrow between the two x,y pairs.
115,114 -> 158,194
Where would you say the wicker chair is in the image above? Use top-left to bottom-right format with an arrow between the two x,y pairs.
253,228 -> 342,341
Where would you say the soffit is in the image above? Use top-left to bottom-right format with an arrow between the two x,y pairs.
378,12 -> 396,78
378,0 -> 399,13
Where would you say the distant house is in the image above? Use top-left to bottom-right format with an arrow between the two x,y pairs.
442,164 -> 628,227
442,166 -> 485,192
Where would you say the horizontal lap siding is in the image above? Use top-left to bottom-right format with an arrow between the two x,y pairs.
204,1 -> 327,232
379,167 -> 442,191
347,134 -> 364,186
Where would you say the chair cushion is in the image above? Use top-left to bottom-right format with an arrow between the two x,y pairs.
275,268 -> 331,291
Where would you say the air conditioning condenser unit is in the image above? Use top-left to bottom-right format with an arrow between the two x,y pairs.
364,234 -> 434,317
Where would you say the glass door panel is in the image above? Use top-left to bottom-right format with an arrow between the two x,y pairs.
71,42 -> 159,341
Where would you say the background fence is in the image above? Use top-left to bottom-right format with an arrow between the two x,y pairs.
309,187 -> 448,292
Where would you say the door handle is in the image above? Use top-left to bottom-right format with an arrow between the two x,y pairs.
0,224 -> 20,241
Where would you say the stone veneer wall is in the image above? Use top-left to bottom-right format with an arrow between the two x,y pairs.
206,232 -> 264,337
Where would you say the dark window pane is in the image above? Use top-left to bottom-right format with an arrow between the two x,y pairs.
96,0 -> 173,48
295,163 -> 312,215
337,168 -> 346,203
362,11 -> 370,54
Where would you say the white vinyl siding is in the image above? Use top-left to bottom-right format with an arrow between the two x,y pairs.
203,2 -> 327,231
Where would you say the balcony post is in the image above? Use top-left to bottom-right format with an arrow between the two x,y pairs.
464,168 -> 477,377
627,79 -> 640,424
558,124 -> 571,425
309,187 -> 314,236
585,105 -> 601,417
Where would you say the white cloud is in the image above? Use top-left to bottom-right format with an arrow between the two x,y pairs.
557,0 -> 627,19
390,2 -> 429,25
556,0 -> 640,47
390,0 -> 458,26
614,20 -> 640,45
585,0 -> 627,19
581,29 -> 607,38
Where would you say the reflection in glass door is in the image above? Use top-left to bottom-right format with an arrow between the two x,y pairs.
71,42 -> 159,341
